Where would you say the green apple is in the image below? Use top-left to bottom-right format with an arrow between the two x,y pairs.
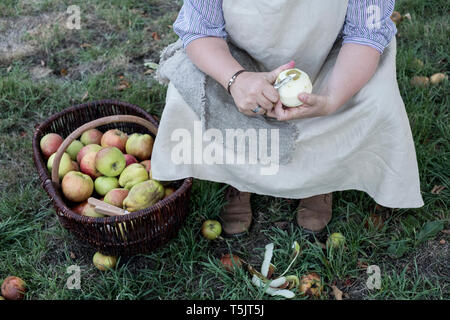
47,152 -> 73,180
61,171 -> 94,202
118,163 -> 148,189
93,252 -> 117,271
66,140 -> 84,161
326,232 -> 346,249
125,133 -> 154,161
94,176 -> 119,196
95,147 -> 126,177
201,220 -> 222,240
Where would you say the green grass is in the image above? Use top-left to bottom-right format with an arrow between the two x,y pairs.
0,0 -> 448,300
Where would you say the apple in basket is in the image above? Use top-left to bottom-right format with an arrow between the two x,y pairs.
141,160 -> 151,173
124,154 -> 138,167
164,187 -> 175,199
118,163 -> 148,190
101,129 -> 128,152
104,188 -> 129,208
40,133 -> 63,158
80,150 -> 103,179
95,147 -> 126,177
66,140 -> 84,161
62,171 -> 94,202
94,176 -> 119,196
47,152 -> 73,180
77,144 -> 102,164
80,129 -> 103,146
72,201 -> 105,217
125,133 -> 154,161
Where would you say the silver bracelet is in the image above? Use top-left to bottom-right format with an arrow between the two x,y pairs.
227,70 -> 247,94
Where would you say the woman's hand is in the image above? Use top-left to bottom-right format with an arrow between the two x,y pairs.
230,61 -> 295,116
266,92 -> 338,121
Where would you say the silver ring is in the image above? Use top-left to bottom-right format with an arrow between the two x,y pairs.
252,106 -> 261,113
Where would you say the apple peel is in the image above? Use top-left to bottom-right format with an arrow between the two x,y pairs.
261,243 -> 274,278
252,275 -> 295,299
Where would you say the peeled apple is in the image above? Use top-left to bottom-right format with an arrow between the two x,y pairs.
276,68 -> 312,107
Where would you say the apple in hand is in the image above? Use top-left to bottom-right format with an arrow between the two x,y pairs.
66,140 -> 84,161
125,133 -> 154,161
118,163 -> 148,189
47,152 -> 73,180
101,129 -> 128,152
95,147 -> 126,177
80,151 -> 102,179
201,220 -> 222,240
72,201 -> 105,217
124,154 -> 138,167
77,144 -> 102,164
94,176 -> 119,196
104,188 -> 129,208
40,133 -> 63,158
80,129 -> 103,145
62,171 -> 94,202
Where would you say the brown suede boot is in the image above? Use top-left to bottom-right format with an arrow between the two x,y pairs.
220,186 -> 252,237
296,193 -> 333,233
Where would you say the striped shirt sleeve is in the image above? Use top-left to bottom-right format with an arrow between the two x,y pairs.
173,0 -> 227,47
343,0 -> 397,54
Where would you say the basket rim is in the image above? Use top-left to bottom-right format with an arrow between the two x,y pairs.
33,99 -> 193,226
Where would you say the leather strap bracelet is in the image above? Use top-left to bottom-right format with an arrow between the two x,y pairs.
227,69 -> 247,94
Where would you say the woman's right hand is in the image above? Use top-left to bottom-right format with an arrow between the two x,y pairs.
229,61 -> 295,116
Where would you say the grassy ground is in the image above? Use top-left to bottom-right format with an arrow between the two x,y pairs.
0,0 -> 448,300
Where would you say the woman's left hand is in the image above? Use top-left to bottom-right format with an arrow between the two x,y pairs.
266,93 -> 338,121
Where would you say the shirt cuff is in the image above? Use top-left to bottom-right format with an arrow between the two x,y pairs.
342,37 -> 387,54
182,33 -> 227,48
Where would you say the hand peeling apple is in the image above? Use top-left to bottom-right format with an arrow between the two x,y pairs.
275,68 -> 313,107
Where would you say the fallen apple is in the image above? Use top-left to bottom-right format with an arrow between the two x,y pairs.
94,176 -> 119,196
118,163 -> 148,189
101,129 -> 128,152
201,220 -> 222,240
124,154 -> 138,167
95,147 -> 126,177
276,68 -> 312,107
80,150 -> 102,179
47,152 -> 73,180
62,171 -> 94,202
411,76 -> 429,87
430,73 -> 447,85
125,133 -> 154,161
298,273 -> 323,297
220,254 -> 243,272
40,133 -> 63,158
77,144 -> 102,164
93,252 -> 117,271
66,140 -> 84,161
1,276 -> 26,300
326,232 -> 345,249
80,128 -> 103,146
104,188 -> 129,208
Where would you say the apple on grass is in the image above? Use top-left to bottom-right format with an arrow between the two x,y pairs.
126,133 -> 154,161
95,147 -> 126,177
201,220 -> 222,240
66,140 -> 84,161
40,133 -> 63,158
72,201 -> 105,217
101,129 -> 128,152
80,129 -> 103,145
94,176 -> 119,196
104,188 -> 129,208
80,150 -> 102,179
77,144 -> 102,164
93,252 -> 117,271
47,152 -> 73,180
62,171 -> 94,203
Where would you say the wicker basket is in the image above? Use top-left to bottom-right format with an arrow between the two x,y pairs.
32,100 -> 193,256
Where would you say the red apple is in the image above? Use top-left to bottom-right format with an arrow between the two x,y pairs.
40,133 -> 63,158
77,144 -> 102,164
124,154 -> 138,167
80,151 -> 102,179
62,171 -> 94,202
104,188 -> 129,208
80,129 -> 103,145
101,129 -> 128,152
1,276 -> 26,300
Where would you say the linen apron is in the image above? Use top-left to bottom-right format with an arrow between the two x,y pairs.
151,0 -> 424,208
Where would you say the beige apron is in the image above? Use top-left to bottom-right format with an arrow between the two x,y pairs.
151,0 -> 424,208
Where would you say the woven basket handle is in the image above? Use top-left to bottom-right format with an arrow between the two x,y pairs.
51,115 -> 158,188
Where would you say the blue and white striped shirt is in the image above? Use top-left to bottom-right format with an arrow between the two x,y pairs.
173,0 -> 397,54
